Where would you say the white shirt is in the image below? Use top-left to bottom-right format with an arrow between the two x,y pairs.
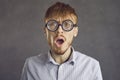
21,48 -> 103,80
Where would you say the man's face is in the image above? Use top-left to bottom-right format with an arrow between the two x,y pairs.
44,16 -> 78,55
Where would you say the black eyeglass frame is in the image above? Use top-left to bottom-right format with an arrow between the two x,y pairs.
45,19 -> 77,32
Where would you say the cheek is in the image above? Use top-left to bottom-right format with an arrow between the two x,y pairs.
66,33 -> 74,43
46,32 -> 55,44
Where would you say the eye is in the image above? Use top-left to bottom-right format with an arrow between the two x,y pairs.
63,20 -> 73,30
47,20 -> 57,30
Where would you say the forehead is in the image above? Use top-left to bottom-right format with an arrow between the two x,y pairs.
45,14 -> 77,24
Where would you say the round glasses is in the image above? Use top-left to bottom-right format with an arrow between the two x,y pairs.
45,19 -> 77,32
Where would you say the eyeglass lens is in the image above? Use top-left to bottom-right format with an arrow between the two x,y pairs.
46,20 -> 76,31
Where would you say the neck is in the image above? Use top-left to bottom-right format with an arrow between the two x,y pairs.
51,46 -> 72,64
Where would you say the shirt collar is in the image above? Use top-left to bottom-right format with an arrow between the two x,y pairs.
47,51 -> 60,65
47,47 -> 76,65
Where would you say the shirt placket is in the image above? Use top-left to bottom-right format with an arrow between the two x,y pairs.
57,64 -> 64,80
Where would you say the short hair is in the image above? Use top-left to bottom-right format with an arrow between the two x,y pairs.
44,2 -> 78,24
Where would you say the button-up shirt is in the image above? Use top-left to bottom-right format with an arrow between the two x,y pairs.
21,48 -> 103,80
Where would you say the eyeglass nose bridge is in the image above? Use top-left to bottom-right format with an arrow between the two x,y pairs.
58,23 -> 62,27
56,23 -> 63,31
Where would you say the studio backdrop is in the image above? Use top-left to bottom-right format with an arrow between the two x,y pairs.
0,0 -> 120,80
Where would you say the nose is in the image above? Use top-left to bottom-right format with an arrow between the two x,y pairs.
56,25 -> 63,33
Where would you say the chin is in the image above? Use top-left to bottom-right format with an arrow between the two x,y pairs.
56,51 -> 65,55
51,43 -> 71,55
53,48 -> 67,55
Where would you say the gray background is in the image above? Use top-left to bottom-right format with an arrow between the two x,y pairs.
0,0 -> 120,80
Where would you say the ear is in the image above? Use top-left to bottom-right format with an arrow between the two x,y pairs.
43,27 -> 46,34
43,27 -> 48,37
73,27 -> 78,37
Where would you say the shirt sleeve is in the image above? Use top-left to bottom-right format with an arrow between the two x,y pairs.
93,61 -> 103,80
20,58 -> 36,80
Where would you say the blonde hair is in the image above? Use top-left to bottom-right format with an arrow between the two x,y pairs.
44,2 -> 78,24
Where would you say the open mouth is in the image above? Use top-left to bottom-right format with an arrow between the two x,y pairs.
56,39 -> 64,45
55,37 -> 65,47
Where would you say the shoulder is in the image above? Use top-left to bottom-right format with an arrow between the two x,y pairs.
74,51 -> 103,79
24,53 -> 48,67
74,51 -> 100,66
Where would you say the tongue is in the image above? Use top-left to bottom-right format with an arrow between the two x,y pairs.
57,39 -> 64,45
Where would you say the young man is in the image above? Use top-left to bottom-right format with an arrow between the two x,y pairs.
21,2 -> 103,80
